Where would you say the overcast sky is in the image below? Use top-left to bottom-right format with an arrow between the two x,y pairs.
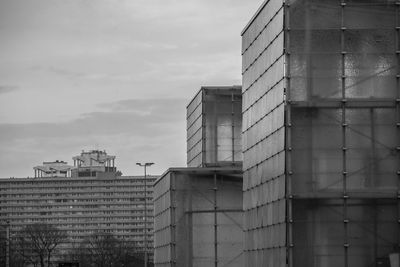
0,0 -> 261,177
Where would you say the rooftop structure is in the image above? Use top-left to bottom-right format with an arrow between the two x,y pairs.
72,150 -> 116,177
34,160 -> 73,178
186,86 -> 242,167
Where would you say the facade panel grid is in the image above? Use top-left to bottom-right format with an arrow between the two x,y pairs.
243,0 -> 399,266
287,1 -> 399,266
242,1 -> 285,266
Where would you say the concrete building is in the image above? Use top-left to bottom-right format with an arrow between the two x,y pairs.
154,87 -> 244,267
187,86 -> 242,167
0,150 -> 157,265
242,1 -> 399,266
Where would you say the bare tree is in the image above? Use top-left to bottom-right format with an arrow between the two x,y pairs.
14,223 -> 67,267
71,232 -> 144,267
14,234 -> 39,267
0,227 -> 6,267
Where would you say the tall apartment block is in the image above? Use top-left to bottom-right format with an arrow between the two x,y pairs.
154,86 -> 244,267
242,1 -> 399,266
187,86 -> 242,167
0,150 -> 157,264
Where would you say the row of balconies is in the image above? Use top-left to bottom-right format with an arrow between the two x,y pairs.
0,181 -> 155,190
0,185 -> 155,192
2,215 -> 153,220
0,187 -> 155,194
4,214 -> 153,221
9,231 -> 154,240
0,176 -> 157,184
0,208 -> 150,214
9,224 -> 154,230
1,199 -> 153,206
0,209 -> 152,217
0,199 -> 153,206
0,194 -> 148,201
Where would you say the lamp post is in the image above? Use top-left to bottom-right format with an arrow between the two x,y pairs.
136,162 -> 154,267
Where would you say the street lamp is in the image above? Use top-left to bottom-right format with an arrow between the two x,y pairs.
136,162 -> 154,267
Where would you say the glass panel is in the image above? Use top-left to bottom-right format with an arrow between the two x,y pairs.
187,109 -> 203,167
344,29 -> 395,53
217,212 -> 243,267
192,213 -> 214,266
290,53 -> 342,100
347,199 -> 398,267
343,2 -> 397,99
291,108 -> 343,196
289,28 -> 342,100
187,101 -> 202,128
217,115 -> 233,161
344,3 -> 396,29
292,199 -> 345,267
288,0 -> 341,30
290,30 -> 341,53
202,89 -> 242,165
346,108 -> 397,193
344,53 -> 397,98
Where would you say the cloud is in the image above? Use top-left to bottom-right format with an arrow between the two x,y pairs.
0,98 -> 188,140
47,66 -> 86,78
0,98 -> 188,177
98,98 -> 188,112
0,85 -> 19,94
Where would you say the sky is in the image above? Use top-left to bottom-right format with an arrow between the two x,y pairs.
0,0 -> 261,177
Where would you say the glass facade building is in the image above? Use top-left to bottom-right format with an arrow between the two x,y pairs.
154,86 -> 244,267
242,0 -> 400,266
153,168 -> 243,267
187,86 -> 242,167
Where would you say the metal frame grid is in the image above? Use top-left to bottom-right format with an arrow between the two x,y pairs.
241,0 -> 286,266
285,0 -> 400,266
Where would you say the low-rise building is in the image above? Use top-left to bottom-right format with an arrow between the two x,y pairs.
153,167 -> 243,267
154,86 -> 244,267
